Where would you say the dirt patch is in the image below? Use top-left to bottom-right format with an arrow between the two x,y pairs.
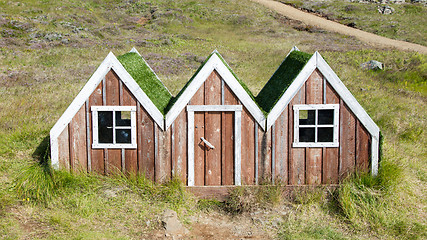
140,205 -> 297,240
251,0 -> 427,53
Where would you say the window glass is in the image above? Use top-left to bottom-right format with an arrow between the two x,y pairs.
116,129 -> 131,143
98,111 -> 113,143
317,127 -> 333,142
318,109 -> 334,125
299,110 -> 315,125
116,111 -> 131,126
299,128 -> 315,142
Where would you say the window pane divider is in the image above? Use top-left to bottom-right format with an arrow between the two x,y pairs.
293,104 -> 340,148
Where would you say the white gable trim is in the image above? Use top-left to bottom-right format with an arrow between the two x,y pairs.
265,51 -> 380,175
50,52 -> 164,169
316,52 -> 380,175
165,52 -> 266,130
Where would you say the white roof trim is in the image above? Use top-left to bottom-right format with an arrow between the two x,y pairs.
50,52 -> 164,168
316,52 -> 380,175
315,52 -> 379,139
165,52 -> 266,130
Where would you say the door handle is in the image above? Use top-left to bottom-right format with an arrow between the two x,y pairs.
200,137 -> 215,150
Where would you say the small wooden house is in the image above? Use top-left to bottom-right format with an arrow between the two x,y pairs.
50,47 -> 380,186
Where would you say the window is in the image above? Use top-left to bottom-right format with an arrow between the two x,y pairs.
293,104 -> 339,147
92,106 -> 137,148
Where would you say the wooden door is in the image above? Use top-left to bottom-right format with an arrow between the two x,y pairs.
187,105 -> 242,186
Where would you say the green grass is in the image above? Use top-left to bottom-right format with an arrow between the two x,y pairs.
117,52 -> 172,115
0,0 -> 426,239
256,50 -> 312,113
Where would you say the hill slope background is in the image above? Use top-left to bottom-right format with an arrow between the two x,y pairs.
0,0 -> 426,239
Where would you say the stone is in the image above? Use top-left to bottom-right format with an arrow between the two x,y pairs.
361,60 -> 384,70
161,209 -> 189,236
378,5 -> 394,14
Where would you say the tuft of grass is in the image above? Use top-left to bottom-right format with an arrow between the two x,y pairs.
293,187 -> 326,206
224,183 -> 284,214
224,186 -> 257,214
278,211 -> 349,240
256,182 -> 283,207
335,159 -> 426,239
13,161 -> 55,204
197,199 -> 224,212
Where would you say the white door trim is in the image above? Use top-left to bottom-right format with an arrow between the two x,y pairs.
186,105 -> 242,186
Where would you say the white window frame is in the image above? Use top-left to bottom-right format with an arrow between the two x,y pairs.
91,106 -> 137,149
293,104 -> 339,148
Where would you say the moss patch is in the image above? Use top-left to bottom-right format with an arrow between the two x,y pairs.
256,50 -> 312,113
117,52 -> 172,115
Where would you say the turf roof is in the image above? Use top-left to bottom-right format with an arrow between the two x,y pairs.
256,50 -> 312,114
117,52 -> 172,115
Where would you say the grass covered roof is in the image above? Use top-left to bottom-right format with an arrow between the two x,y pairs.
256,50 -> 312,114
117,52 -> 172,115
117,50 -> 312,117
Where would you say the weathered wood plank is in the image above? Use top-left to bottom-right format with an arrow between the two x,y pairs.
306,69 -> 323,104
205,111 -> 222,185
258,128 -> 272,183
85,100 -> 91,172
223,83 -> 238,185
194,111 -> 205,186
103,70 -> 121,174
205,70 -> 222,106
323,81 -> 340,183
241,108 -> 255,185
305,71 -> 323,184
339,100 -> 356,179
356,120 -> 371,172
69,104 -> 87,172
173,109 -> 187,183
289,83 -> 305,185
157,126 -> 172,183
192,83 -> 205,186
222,111 -> 234,185
89,81 -> 104,174
121,82 -> 138,174
107,149 -> 121,174
274,107 -> 288,184
91,149 -> 104,174
204,71 -> 222,186
306,148 -> 322,184
58,127 -> 70,170
138,105 -> 155,181
105,70 -> 120,106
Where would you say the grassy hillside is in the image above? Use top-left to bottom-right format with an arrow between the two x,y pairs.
0,0 -> 426,239
280,0 -> 427,46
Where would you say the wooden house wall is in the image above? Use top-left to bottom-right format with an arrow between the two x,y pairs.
57,69 -> 160,178
57,68 -> 372,186
266,69 -> 372,185
184,70 -> 258,186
